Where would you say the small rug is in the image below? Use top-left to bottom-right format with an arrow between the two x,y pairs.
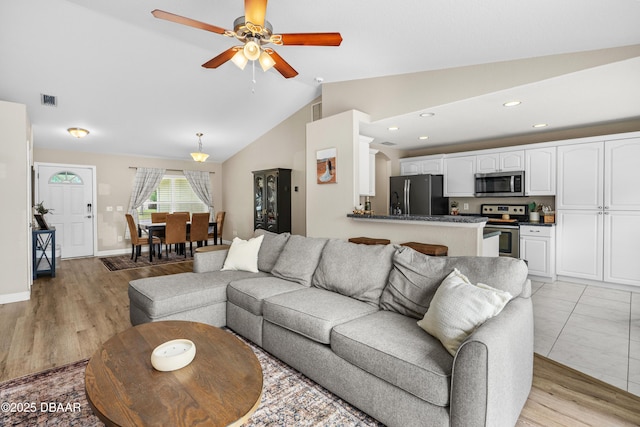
99,251 -> 193,271
0,333 -> 384,426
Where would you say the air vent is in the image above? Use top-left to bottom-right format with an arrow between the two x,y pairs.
40,94 -> 57,107
311,102 -> 322,121
380,141 -> 397,146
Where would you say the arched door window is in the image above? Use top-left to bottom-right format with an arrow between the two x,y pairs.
49,171 -> 83,184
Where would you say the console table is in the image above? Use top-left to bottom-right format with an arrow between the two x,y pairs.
32,228 -> 55,279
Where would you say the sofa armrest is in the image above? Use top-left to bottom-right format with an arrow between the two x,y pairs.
449,297 -> 534,427
193,246 -> 229,273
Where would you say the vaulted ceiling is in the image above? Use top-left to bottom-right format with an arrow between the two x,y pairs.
1,1 -> 639,162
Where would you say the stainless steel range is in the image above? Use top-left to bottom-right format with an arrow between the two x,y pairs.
481,204 -> 528,258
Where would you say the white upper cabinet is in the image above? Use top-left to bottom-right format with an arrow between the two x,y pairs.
444,155 -> 476,196
557,141 -> 605,210
399,155 -> 444,176
476,150 -> 524,173
604,137 -> 640,210
525,147 -> 556,196
358,135 -> 375,196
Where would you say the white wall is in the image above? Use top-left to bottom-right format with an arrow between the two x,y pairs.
0,101 -> 31,302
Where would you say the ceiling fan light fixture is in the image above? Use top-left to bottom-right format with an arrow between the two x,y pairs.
231,49 -> 248,70
190,132 -> 210,162
67,127 -> 89,138
243,39 -> 261,61
259,50 -> 276,71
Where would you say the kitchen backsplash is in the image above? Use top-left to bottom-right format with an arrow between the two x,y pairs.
451,196 -> 555,214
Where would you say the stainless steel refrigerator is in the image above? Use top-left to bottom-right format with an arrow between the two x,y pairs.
389,174 -> 448,216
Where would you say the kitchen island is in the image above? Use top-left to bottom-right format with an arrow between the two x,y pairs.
346,214 -> 494,256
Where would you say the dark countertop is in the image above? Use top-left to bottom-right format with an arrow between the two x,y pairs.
519,222 -> 555,227
347,213 -> 488,224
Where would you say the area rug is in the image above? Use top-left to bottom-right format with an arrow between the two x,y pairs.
99,251 -> 192,271
0,334 -> 384,426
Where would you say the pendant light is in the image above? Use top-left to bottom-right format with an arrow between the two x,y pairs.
190,133 -> 209,162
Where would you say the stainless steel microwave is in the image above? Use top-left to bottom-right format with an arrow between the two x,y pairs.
474,171 -> 525,197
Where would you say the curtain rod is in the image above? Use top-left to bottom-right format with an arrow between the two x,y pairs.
128,167 -> 214,173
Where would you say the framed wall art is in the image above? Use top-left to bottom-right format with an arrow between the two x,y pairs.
316,148 -> 337,184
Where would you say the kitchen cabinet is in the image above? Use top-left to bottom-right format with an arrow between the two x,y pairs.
525,147 -> 556,196
557,141 -> 604,210
476,150 -> 524,173
253,168 -> 291,233
399,154 -> 444,176
358,135 -> 376,196
556,137 -> 640,286
520,225 -> 555,279
443,155 -> 476,197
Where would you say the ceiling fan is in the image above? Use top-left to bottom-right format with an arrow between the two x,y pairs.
151,0 -> 343,79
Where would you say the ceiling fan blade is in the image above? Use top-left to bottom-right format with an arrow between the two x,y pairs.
245,0 -> 268,26
266,50 -> 298,79
202,47 -> 241,68
151,9 -> 228,35
278,33 -> 343,46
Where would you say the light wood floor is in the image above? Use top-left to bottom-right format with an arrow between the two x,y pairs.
1,257 -> 639,426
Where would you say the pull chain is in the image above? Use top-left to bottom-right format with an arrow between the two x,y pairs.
251,60 -> 256,94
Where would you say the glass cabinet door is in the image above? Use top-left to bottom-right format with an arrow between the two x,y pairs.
266,172 -> 278,229
254,175 -> 264,228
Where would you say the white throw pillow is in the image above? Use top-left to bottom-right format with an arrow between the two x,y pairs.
417,268 -> 512,356
221,235 -> 264,273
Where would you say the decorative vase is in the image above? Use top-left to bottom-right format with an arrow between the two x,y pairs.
529,212 -> 540,223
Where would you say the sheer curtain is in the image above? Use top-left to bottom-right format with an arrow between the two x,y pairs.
125,167 -> 166,238
183,170 -> 213,219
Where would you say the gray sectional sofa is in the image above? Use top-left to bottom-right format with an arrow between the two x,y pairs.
128,230 -> 533,427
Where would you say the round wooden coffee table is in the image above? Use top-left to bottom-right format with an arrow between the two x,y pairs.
85,321 -> 263,426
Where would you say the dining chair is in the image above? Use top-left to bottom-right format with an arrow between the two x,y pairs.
162,213 -> 188,257
125,214 -> 161,262
151,212 -> 167,223
172,212 -> 191,221
188,213 -> 210,256
211,211 -> 225,245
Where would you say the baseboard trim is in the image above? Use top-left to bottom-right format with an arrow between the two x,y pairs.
0,291 -> 30,304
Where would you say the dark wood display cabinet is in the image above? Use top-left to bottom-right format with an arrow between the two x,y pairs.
253,168 -> 291,233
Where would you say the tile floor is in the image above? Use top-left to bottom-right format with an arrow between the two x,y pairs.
532,279 -> 640,396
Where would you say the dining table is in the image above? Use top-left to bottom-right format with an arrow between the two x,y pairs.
139,221 -> 217,261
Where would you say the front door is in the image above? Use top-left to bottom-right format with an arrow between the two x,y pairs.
36,164 -> 95,259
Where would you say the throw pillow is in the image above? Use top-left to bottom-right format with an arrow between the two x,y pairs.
221,235 -> 264,273
417,268 -> 512,356
271,235 -> 327,287
253,229 -> 290,273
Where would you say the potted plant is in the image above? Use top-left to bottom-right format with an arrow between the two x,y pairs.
450,201 -> 459,215
34,201 -> 53,215
528,201 -> 540,222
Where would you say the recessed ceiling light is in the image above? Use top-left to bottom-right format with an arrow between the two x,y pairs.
388,126 -> 399,131
532,123 -> 548,128
418,136 -> 429,140
419,112 -> 435,117
503,101 -> 521,107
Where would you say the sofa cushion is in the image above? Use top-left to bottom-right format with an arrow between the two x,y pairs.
227,276 -> 306,316
254,229 -> 290,273
221,235 -> 264,273
271,235 -> 328,287
380,246 -> 529,319
417,268 -> 512,356
263,288 -> 378,344
331,310 -> 453,407
129,270 -> 269,318
311,239 -> 396,306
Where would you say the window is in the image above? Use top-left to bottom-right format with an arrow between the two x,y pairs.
49,171 -> 82,184
138,176 -> 207,222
